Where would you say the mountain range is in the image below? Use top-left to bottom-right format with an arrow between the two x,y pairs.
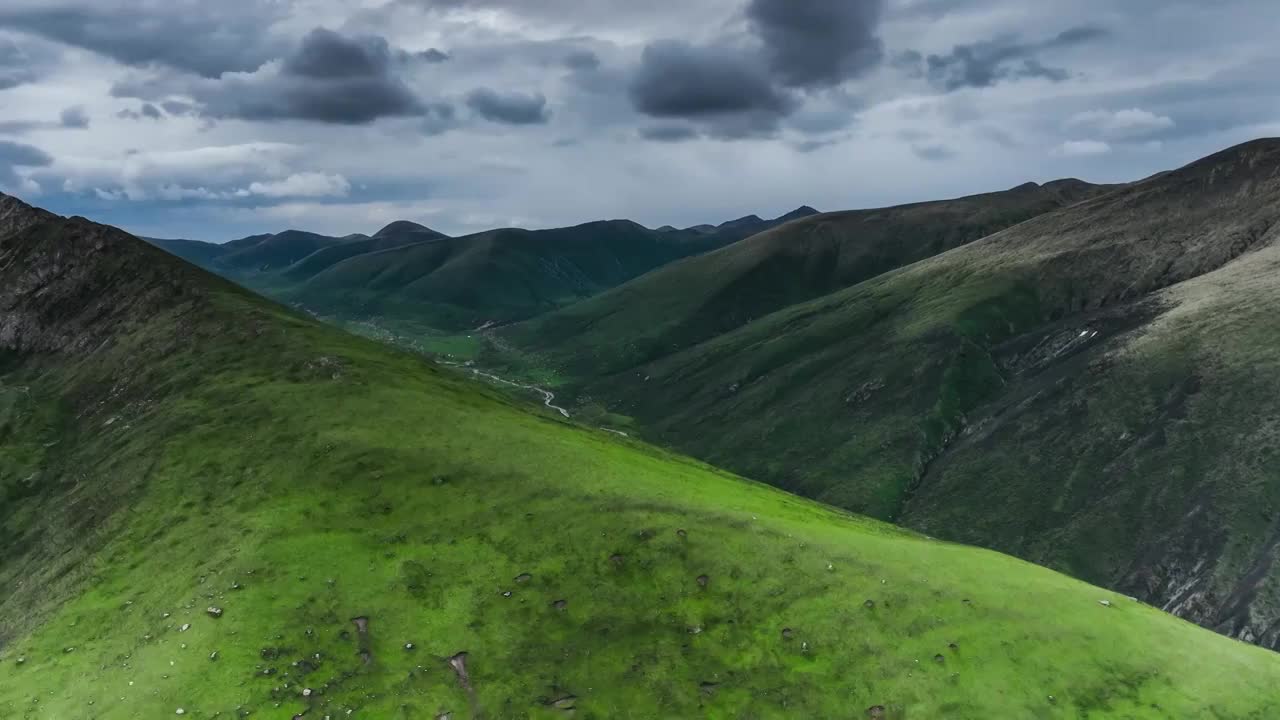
8,139 -> 1280,717
149,207 -> 819,333
500,138 -> 1280,649
154,138 -> 1280,654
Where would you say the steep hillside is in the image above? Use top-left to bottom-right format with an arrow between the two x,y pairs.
5,192 -> 1280,718
511,179 -> 1110,375
528,138 -> 1280,648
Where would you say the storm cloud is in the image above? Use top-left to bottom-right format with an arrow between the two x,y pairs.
111,28 -> 434,126
0,140 -> 52,189
0,2 -> 287,77
629,42 -> 796,137
747,0 -> 884,88
466,88 -> 550,125
915,26 -> 1109,91
0,37 -> 38,90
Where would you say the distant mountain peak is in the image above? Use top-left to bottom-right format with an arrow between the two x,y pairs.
375,220 -> 443,238
776,205 -> 820,222
721,214 -> 765,228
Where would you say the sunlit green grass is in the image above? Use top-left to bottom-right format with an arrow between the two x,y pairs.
2,290 -> 1280,719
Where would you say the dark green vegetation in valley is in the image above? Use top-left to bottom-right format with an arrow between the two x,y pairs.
502,138 -> 1280,651
6,194 -> 1280,718
151,208 -> 818,335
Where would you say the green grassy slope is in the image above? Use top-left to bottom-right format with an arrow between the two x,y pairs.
520,138 -> 1280,649
508,179 -> 1110,376
4,197 -> 1280,718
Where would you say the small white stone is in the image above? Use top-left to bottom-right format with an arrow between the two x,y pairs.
176,709 -> 185,715
303,688 -> 313,697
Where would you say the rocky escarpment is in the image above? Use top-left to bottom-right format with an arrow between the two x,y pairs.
0,193 -> 212,355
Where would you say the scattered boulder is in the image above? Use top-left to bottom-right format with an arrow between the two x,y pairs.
696,575 -> 709,588
351,616 -> 370,635
550,695 -> 577,710
934,654 -> 945,664
676,529 -> 687,539
1098,600 -> 1112,608
209,651 -> 219,662
864,600 -> 876,610
781,628 -> 794,640
610,554 -> 625,566
699,682 -> 719,697
179,624 -> 191,632
206,607 -> 223,619
552,599 -> 568,611
447,652 -> 472,690
514,573 -> 533,584
867,706 -> 887,719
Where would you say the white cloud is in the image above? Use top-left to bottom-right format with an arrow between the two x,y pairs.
243,172 -> 351,198
1066,108 -> 1175,139
1053,139 -> 1112,157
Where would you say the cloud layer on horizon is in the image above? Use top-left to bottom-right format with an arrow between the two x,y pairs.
0,0 -> 1276,240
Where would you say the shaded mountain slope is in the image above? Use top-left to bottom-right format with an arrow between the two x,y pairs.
150,229 -> 352,275
512,179 -> 1111,376
525,139 -> 1280,647
286,213 -> 810,330
4,192 -> 1280,717
151,209 -> 815,334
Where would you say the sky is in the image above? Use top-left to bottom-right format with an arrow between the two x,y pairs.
0,0 -> 1277,242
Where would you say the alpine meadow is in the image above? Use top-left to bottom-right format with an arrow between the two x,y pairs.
5,1 -> 1280,719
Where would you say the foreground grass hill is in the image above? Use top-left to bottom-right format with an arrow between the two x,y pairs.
4,195 -> 1280,718
507,138 -> 1280,650
513,179 -> 1111,376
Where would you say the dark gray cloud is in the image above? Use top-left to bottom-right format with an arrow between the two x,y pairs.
626,1 -> 887,139
911,142 -> 956,161
0,105 -> 90,133
915,26 -> 1108,91
160,100 -> 193,116
639,125 -> 701,142
0,140 -> 51,188
564,49 -> 600,71
284,28 -> 394,78
59,105 -> 89,128
746,0 -> 885,88
112,28 -> 433,126
0,3 -> 286,77
414,48 -> 451,63
0,37 -> 38,90
117,103 -> 162,121
630,41 -> 794,120
466,88 -> 550,124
